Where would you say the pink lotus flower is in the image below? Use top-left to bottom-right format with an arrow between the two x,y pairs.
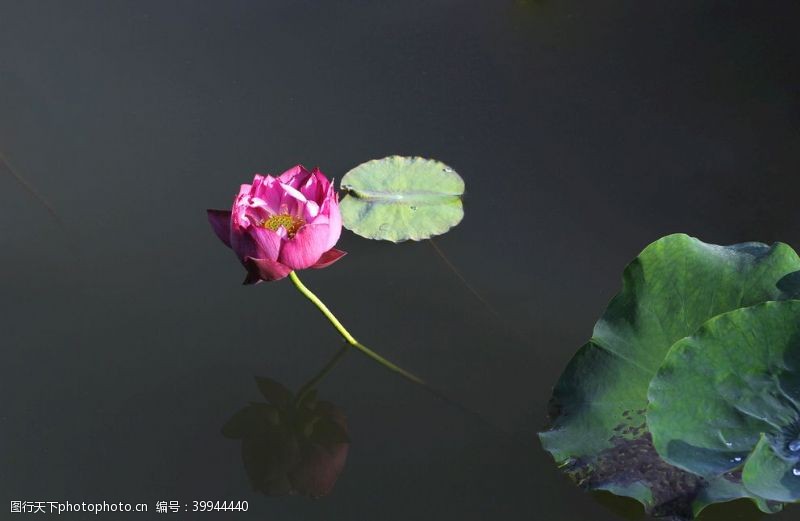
207,166 -> 346,284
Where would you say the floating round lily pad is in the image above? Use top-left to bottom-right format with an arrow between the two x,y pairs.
339,156 -> 465,242
648,300 -> 800,504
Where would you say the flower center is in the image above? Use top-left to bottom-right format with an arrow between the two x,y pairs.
263,213 -> 305,237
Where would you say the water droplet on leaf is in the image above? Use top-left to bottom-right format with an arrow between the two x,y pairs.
789,439 -> 800,452
793,467 -> 800,477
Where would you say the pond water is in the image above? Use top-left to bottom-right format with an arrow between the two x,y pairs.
2,1 -> 800,520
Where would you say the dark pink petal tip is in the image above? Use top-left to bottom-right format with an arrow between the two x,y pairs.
311,249 -> 347,269
243,257 -> 293,284
278,165 -> 311,184
207,209 -> 233,248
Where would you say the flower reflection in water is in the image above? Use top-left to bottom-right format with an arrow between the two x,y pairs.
223,345 -> 350,497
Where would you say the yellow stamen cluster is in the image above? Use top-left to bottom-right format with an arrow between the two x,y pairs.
263,213 -> 305,237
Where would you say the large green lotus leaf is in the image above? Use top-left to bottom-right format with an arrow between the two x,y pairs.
648,301 -> 800,504
539,234 -> 800,519
339,156 -> 464,242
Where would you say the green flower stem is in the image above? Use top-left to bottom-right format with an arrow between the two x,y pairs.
288,271 -> 425,386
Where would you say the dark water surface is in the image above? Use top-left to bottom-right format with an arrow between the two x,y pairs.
2,1 -> 800,519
